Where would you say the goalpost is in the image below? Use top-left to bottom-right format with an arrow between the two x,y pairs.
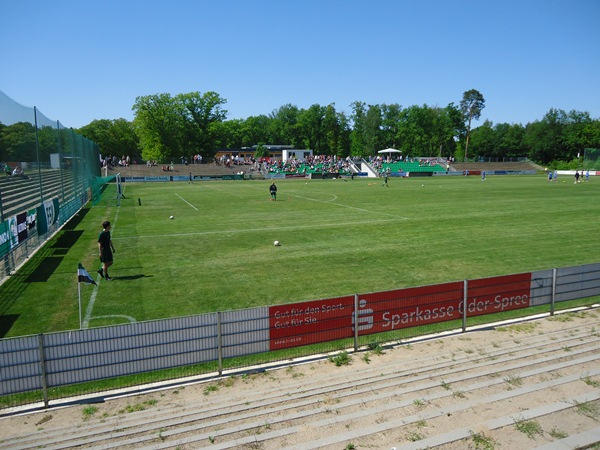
582,148 -> 600,171
91,173 -> 123,206
116,173 -> 123,206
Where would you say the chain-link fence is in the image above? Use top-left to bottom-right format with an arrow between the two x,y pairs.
0,90 -> 101,281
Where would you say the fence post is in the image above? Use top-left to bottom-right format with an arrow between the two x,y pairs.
37,333 -> 49,408
551,268 -> 557,316
217,312 -> 223,376
462,279 -> 468,332
353,294 -> 359,351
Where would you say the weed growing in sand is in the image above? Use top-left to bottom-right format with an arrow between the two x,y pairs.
514,417 -> 543,439
413,398 -> 426,407
203,384 -> 219,395
504,374 -> 523,389
549,427 -> 568,439
367,342 -> 385,355
406,430 -> 425,441
582,375 -> 600,388
82,406 -> 98,420
574,400 -> 599,419
547,314 -> 573,323
118,399 -> 157,414
329,351 -> 351,366
469,431 -> 498,450
497,322 -> 538,333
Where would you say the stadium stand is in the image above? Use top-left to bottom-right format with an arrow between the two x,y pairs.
0,170 -> 75,220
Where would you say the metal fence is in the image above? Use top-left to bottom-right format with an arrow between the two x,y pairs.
0,90 -> 101,280
1,262 -> 599,410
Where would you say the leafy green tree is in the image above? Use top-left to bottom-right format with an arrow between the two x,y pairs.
268,104 -> 302,147
350,101 -> 367,156
132,93 -> 182,162
177,91 -> 227,159
298,104 -> 328,153
460,89 -> 485,161
363,104 -> 383,156
241,115 -> 270,147
213,119 -> 244,149
469,120 -> 495,158
380,103 -> 402,149
524,108 -> 567,163
79,118 -> 140,160
0,122 -> 37,162
254,143 -> 270,158
494,122 -> 526,158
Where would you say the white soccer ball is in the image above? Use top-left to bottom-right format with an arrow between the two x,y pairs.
170,215 -> 174,220
274,240 -> 280,246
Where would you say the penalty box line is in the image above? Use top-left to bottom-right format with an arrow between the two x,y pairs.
175,193 -> 199,211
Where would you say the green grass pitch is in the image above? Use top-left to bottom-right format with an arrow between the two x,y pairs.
2,174 -> 599,337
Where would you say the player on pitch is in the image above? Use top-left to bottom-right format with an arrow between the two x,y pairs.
98,221 -> 116,280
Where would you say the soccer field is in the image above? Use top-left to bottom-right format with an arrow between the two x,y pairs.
2,174 -> 600,337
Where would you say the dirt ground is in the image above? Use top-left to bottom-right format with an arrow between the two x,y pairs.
1,308 -> 600,449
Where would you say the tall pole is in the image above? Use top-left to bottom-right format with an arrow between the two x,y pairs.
34,107 -> 44,204
78,280 -> 82,329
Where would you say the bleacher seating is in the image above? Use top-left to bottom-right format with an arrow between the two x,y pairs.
383,161 -> 445,173
0,170 -> 76,219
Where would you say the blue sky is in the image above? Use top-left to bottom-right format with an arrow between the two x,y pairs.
1,0 -> 599,129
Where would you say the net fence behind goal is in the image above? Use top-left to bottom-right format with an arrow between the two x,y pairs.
582,148 -> 600,171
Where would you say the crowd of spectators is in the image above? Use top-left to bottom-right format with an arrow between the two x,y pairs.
260,155 -> 354,175
101,155 -> 132,169
3,163 -> 28,179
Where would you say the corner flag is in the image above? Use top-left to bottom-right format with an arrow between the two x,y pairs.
78,263 -> 97,286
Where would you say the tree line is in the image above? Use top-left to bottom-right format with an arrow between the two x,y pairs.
1,89 -> 599,167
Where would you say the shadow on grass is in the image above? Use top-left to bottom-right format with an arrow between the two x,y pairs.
0,314 -> 20,338
111,274 -> 153,281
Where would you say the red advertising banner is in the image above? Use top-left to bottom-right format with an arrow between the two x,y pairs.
269,295 -> 355,350
268,273 -> 533,350
466,272 -> 532,317
356,281 -> 465,334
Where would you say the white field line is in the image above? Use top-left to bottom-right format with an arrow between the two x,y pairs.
246,183 -> 408,219
290,192 -> 406,219
175,193 -> 199,210
113,217 -> 403,240
83,203 -> 133,328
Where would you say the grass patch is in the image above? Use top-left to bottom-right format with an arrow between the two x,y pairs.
2,176 -> 600,337
329,351 -> 352,367
504,374 -> 524,389
82,406 -> 98,419
470,431 -> 498,450
514,417 -> 543,439
574,400 -> 600,419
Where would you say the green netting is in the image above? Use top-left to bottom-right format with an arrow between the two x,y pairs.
91,175 -> 117,206
0,90 -> 101,279
583,148 -> 600,170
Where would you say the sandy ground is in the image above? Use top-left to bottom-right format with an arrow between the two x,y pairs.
1,308 -> 600,449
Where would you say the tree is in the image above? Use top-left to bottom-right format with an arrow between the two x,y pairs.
79,118 -> 140,160
460,89 -> 485,161
380,103 -> 402,149
269,104 -> 302,147
349,101 -> 367,156
177,91 -> 227,158
0,122 -> 37,162
132,93 -> 182,162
